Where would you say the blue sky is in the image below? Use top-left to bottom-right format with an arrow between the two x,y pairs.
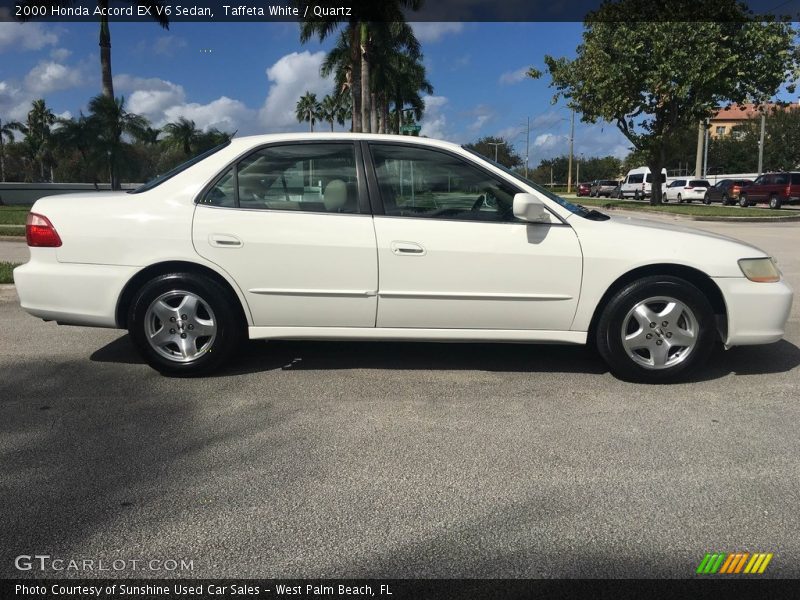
0,18 -> 745,167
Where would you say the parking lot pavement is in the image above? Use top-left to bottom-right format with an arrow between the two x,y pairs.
0,239 -> 28,264
2,220 -> 799,579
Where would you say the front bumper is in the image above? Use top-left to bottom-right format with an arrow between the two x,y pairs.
14,250 -> 137,328
713,276 -> 794,346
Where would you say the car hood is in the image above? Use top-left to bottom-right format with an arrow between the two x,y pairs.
569,212 -> 770,278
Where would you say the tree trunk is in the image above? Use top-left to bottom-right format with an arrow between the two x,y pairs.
350,28 -> 361,133
648,149 -> 665,205
370,92 -> 378,133
382,98 -> 389,135
330,120 -> 334,132
99,7 -> 114,99
395,94 -> 402,135
0,134 -> 5,183
360,23 -> 370,133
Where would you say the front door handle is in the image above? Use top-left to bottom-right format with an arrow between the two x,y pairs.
391,241 -> 426,256
209,234 -> 243,248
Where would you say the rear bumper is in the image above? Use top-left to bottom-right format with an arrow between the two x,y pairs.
713,276 -> 794,346
14,250 -> 136,328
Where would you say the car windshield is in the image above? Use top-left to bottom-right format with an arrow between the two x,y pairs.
129,141 -> 231,194
462,148 -> 596,218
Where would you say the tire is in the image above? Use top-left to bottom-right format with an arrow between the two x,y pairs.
677,194 -> 683,204
769,194 -> 781,209
128,272 -> 244,376
721,193 -> 728,206
703,193 -> 711,205
739,194 -> 749,208
595,276 -> 717,383
634,190 -> 641,201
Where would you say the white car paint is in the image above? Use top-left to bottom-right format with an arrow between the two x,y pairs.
13,133 -> 793,359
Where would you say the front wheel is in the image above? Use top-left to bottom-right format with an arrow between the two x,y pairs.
721,194 -> 729,206
128,273 -> 244,376
739,194 -> 749,208
769,194 -> 782,209
677,193 -> 683,204
703,193 -> 711,205
595,276 -> 716,383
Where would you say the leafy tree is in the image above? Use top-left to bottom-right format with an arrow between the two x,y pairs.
162,117 -> 200,155
87,95 -> 149,189
0,118 -> 24,183
543,0 -> 799,204
52,114 -> 101,185
530,155 -> 623,185
18,0 -> 169,98
463,136 -> 523,169
295,92 -> 321,132
16,99 -> 56,181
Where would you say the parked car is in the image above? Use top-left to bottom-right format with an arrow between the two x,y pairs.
14,134 -> 793,383
590,179 -> 620,198
738,172 -> 800,209
620,167 -> 668,200
703,179 -> 753,205
664,179 -> 711,203
577,182 -> 591,197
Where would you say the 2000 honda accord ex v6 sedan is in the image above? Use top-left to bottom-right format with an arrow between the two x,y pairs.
14,134 -> 794,382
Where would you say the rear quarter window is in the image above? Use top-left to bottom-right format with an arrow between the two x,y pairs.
791,174 -> 800,185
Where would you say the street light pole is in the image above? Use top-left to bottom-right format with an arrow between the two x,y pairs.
487,141 -> 505,163
567,109 -> 575,193
757,111 -> 766,175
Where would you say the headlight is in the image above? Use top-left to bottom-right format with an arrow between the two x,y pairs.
738,257 -> 781,283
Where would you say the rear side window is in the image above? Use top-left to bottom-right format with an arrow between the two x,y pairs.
645,173 -> 666,183
628,174 -> 644,184
791,174 -> 800,185
199,143 -> 360,213
773,174 -> 789,185
689,180 -> 710,187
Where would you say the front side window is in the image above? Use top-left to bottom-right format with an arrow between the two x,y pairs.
200,143 -> 359,213
370,144 -> 519,222
629,174 -> 644,184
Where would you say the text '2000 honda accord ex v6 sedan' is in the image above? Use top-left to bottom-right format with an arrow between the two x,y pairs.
14,134 -> 793,382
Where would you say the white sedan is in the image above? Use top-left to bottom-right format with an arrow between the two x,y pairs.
14,134 -> 793,382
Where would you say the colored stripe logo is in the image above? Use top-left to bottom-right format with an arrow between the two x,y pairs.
696,552 -> 773,574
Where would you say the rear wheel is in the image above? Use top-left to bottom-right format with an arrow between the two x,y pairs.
739,194 -> 749,208
703,193 -> 711,205
769,194 -> 782,209
596,276 -> 717,383
128,273 -> 244,376
677,193 -> 683,204
721,193 -> 729,206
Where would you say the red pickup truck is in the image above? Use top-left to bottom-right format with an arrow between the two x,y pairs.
738,172 -> 800,209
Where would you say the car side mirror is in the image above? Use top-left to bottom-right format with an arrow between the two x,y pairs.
513,193 -> 550,223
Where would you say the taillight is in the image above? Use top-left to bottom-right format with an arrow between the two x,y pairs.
26,212 -> 62,247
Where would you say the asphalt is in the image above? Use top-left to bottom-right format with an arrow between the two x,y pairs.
1,218 -> 799,579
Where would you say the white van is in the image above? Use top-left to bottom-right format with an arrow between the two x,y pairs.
620,167 -> 668,200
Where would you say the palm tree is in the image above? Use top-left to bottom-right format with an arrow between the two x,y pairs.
52,114 -> 101,186
295,92 -> 321,132
319,94 -> 341,132
0,118 -> 23,182
133,126 -> 161,146
162,117 -> 200,155
87,94 -> 149,189
17,1 -> 169,98
18,99 -> 56,181
299,0 -> 423,133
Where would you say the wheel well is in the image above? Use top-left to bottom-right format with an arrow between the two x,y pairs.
115,261 -> 249,330
586,264 -> 728,345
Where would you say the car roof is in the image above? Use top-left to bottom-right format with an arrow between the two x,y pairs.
227,132 -> 465,154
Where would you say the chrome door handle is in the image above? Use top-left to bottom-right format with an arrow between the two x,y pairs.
390,241 -> 426,256
209,234 -> 243,248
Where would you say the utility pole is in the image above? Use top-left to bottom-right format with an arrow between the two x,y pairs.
525,116 -> 530,179
567,109 -> 575,193
757,111 -> 766,175
702,119 -> 710,178
695,120 -> 704,177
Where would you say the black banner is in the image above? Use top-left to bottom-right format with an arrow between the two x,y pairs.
3,579 -> 799,600
1,0 -> 799,23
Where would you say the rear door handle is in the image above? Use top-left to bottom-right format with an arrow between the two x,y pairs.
209,234 -> 243,248
390,241 -> 426,256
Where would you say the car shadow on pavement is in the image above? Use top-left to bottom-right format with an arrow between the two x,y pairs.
91,335 -> 800,380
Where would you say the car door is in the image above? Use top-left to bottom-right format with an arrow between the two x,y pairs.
365,142 -> 582,331
748,175 -> 768,202
665,180 -> 682,201
192,142 -> 378,328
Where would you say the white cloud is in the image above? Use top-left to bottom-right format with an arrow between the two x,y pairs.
419,95 -> 449,139
258,51 -> 334,131
118,76 -> 188,120
499,67 -> 531,85
24,60 -> 83,94
410,22 -> 464,43
468,105 -> 494,131
164,97 -> 254,133
50,48 -> 72,62
0,80 -> 30,123
0,10 -> 58,52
